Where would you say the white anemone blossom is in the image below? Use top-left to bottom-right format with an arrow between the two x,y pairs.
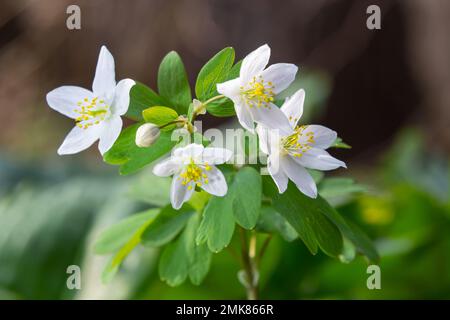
217,44 -> 297,132
257,89 -> 346,198
153,144 -> 233,209
46,46 -> 135,155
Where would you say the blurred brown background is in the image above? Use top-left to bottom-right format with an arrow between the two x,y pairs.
1,0 -> 449,162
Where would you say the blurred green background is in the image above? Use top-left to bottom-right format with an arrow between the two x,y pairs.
1,0 -> 449,299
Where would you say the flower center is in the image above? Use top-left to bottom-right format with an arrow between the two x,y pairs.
74,97 -> 110,129
240,76 -> 275,108
281,125 -> 315,157
179,160 -> 211,189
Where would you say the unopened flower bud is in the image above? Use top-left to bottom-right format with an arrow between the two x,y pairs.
135,123 -> 160,147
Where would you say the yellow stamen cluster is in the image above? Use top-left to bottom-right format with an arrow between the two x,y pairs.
179,160 -> 211,190
74,97 -> 109,129
240,76 -> 275,108
282,125 -> 315,157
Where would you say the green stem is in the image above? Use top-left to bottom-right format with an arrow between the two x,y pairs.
158,119 -> 186,129
203,94 -> 225,106
256,234 -> 272,265
239,228 -> 259,300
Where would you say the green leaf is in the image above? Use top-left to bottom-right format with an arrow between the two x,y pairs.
227,60 -> 242,80
341,219 -> 379,263
95,209 -> 160,254
332,137 -> 352,149
158,236 -> 189,286
185,215 -> 212,285
196,190 -> 235,253
128,174 -> 171,206
157,51 -> 192,114
103,124 -> 139,165
205,97 -> 236,117
318,178 -> 367,199
263,177 -> 379,262
195,47 -> 235,100
119,130 -> 177,175
141,205 -> 195,247
256,206 -> 298,242
99,209 -> 160,283
231,167 -> 261,229
188,190 -> 211,213
142,106 -> 179,131
339,237 -> 356,263
159,214 -> 212,286
203,60 -> 241,117
104,123 -> 179,175
125,82 -> 168,121
263,177 -> 343,257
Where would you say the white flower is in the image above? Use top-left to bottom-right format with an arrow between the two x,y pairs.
153,143 -> 233,209
257,89 -> 346,198
217,44 -> 297,132
135,123 -> 160,147
46,46 -> 135,155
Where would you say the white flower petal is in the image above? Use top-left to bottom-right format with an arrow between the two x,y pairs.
201,166 -> 228,196
92,46 -> 116,101
46,86 -> 94,119
281,156 -> 317,198
268,154 -> 288,193
98,116 -> 122,155
153,158 -> 179,177
292,148 -> 346,171
112,78 -> 135,116
281,89 -> 305,129
255,125 -> 269,154
173,143 -> 205,160
250,103 -> 292,135
240,44 -> 271,82
57,125 -> 101,155
201,147 -> 233,164
303,125 -> 338,149
217,77 -> 241,100
260,63 -> 298,94
235,102 -> 256,132
170,174 -> 195,209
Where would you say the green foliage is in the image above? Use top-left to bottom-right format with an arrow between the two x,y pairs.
196,192 -> 236,253
141,205 -> 195,247
158,51 -> 192,115
256,206 -> 298,242
192,48 -> 241,117
319,178 -> 367,200
98,209 -> 160,283
231,166 -> 261,229
196,47 -> 235,100
332,137 -> 352,149
159,214 -> 212,286
104,123 -> 178,175
125,82 -> 169,121
263,177 -> 343,257
128,174 -> 171,207
95,209 -> 159,254
263,176 -> 379,262
204,60 -> 241,117
142,106 -> 179,131
205,96 -> 236,117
